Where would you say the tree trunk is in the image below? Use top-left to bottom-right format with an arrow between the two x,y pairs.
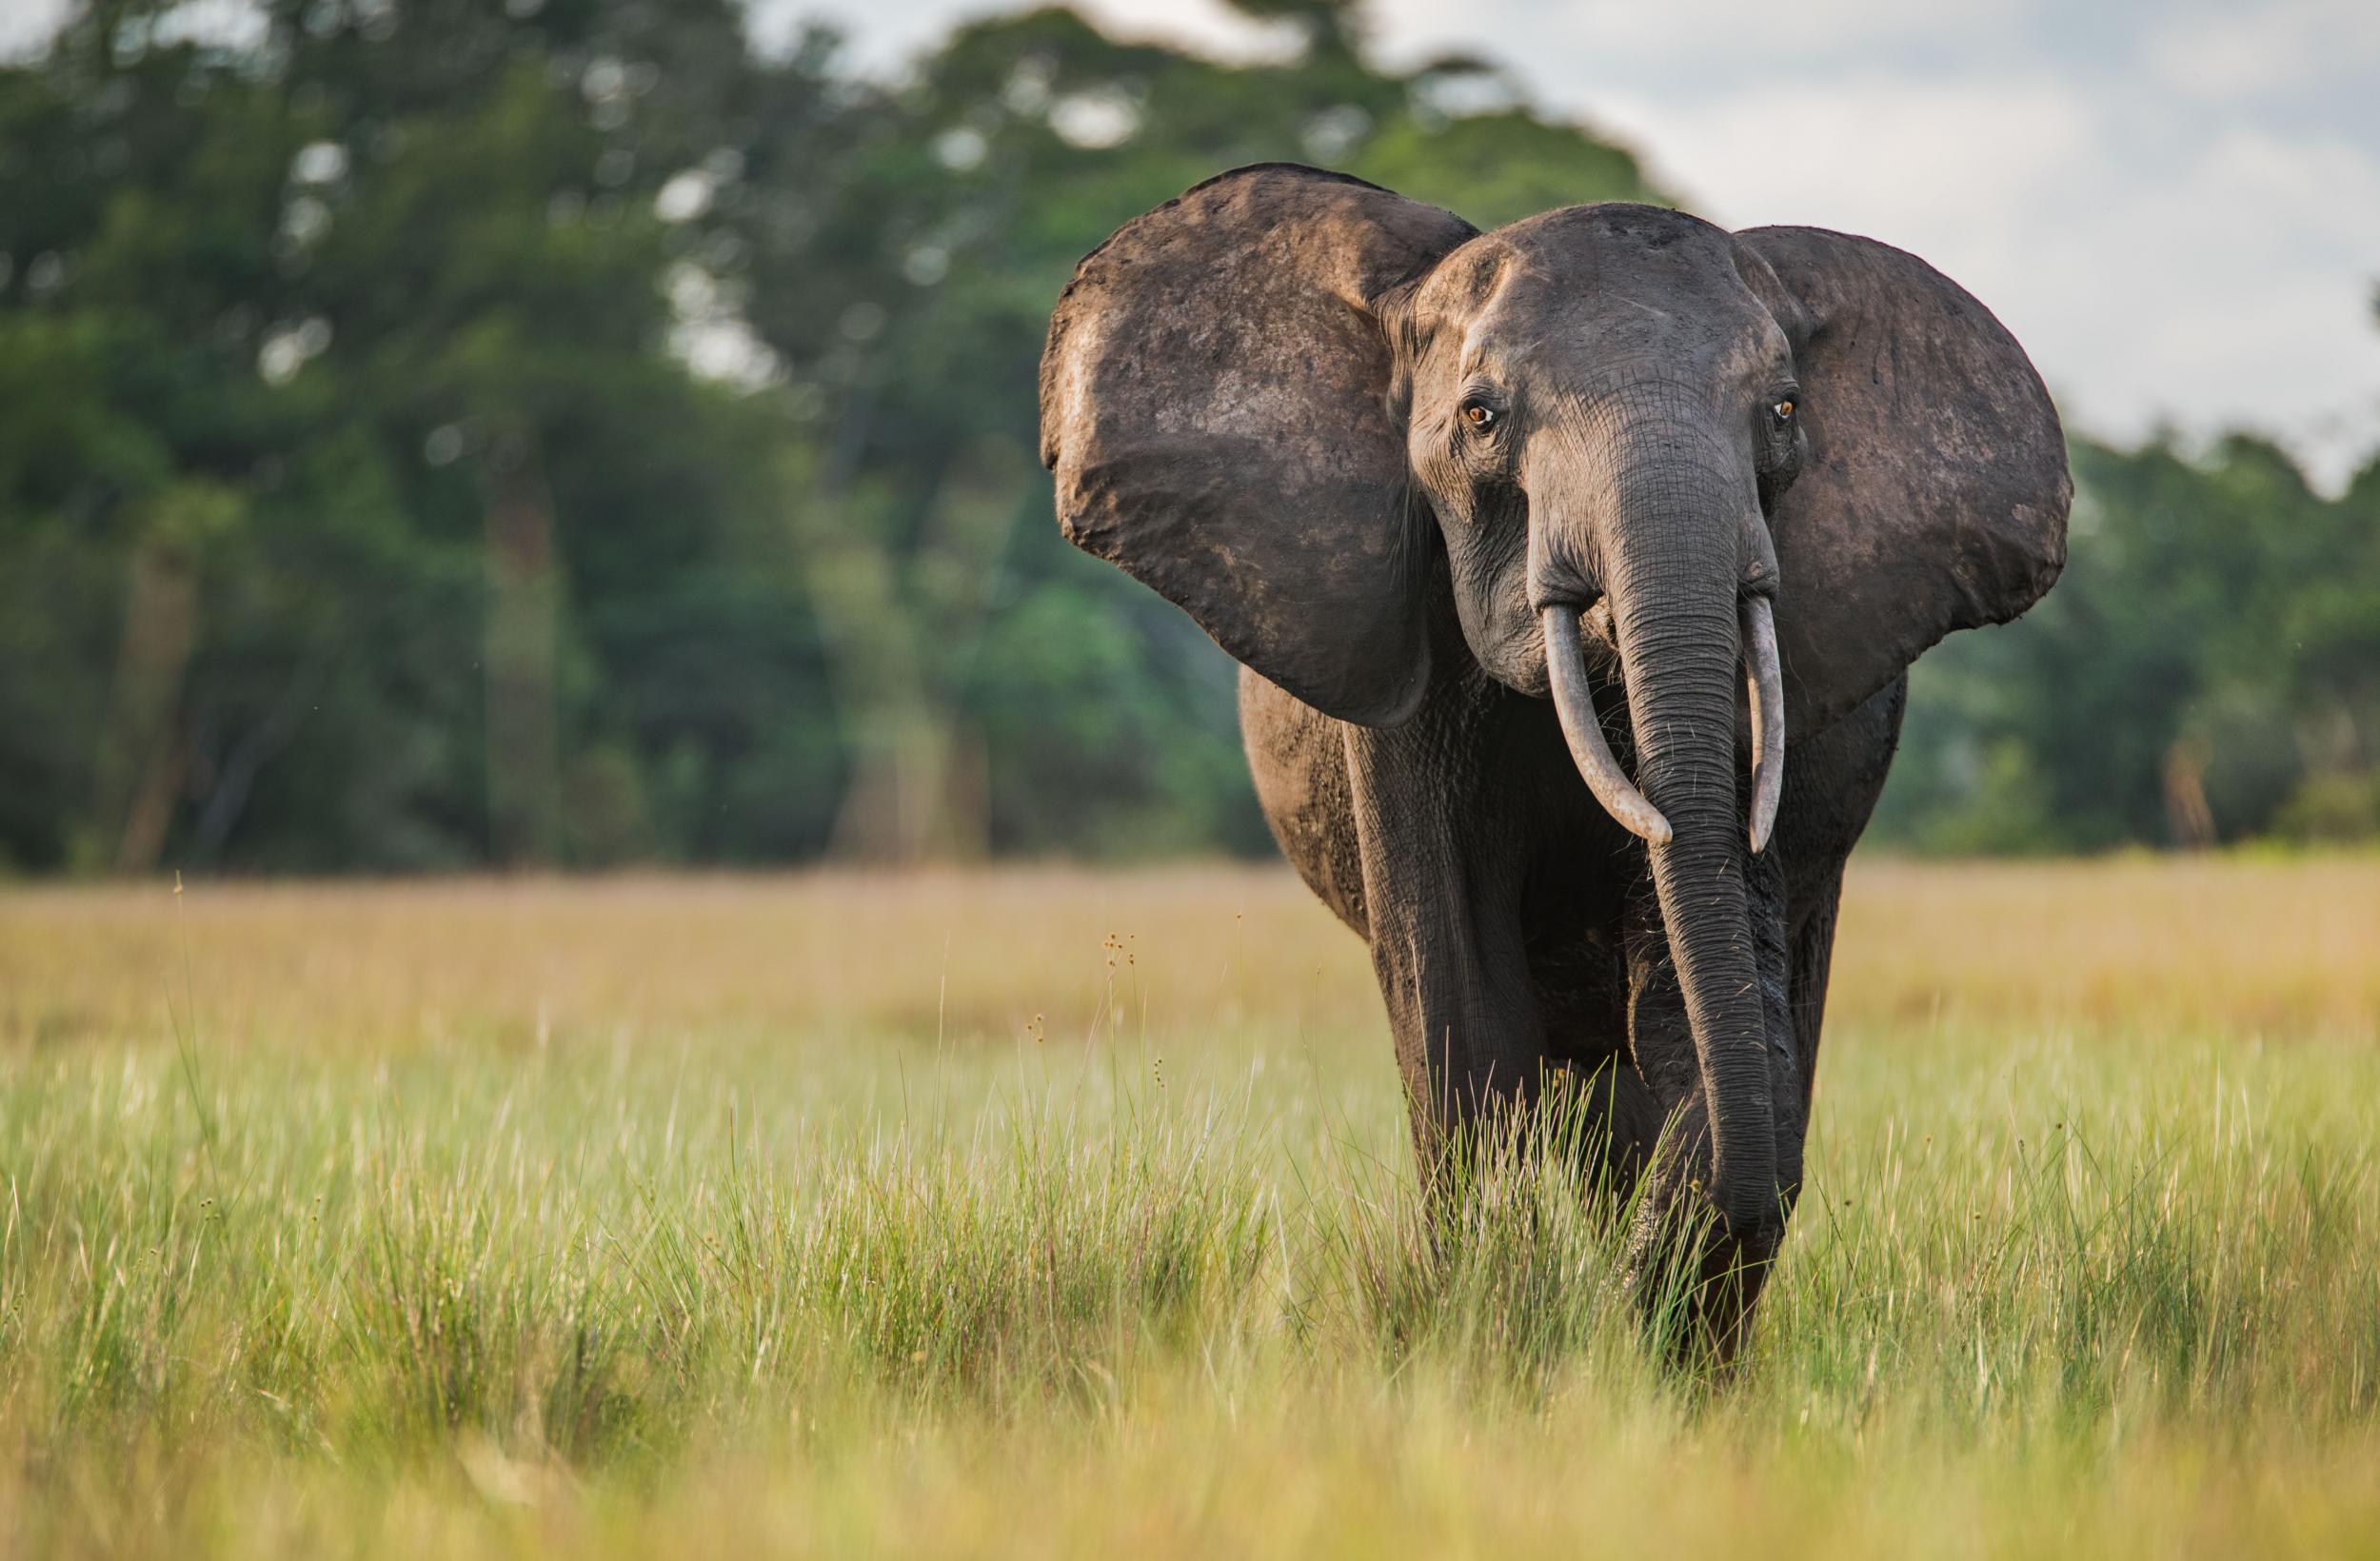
2161,737 -> 2215,850
796,440 -> 1024,862
483,432 -> 563,867
98,529 -> 199,876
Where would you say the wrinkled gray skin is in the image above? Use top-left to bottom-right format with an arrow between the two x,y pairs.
1041,165 -> 2070,1353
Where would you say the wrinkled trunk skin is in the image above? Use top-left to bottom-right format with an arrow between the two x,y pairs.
1597,454 -> 1780,1334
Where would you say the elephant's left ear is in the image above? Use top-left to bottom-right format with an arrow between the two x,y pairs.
1735,227 -> 2072,736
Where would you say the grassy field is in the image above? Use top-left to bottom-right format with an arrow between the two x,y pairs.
3,858 -> 2379,1557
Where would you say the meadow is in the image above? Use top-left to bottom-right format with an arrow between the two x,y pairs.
3,858 -> 2379,1557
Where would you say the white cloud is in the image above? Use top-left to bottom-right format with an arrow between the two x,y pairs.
747,0 -> 1298,69
1370,0 -> 2053,70
2065,122 -> 2380,471
0,0 -> 68,57
2147,0 -> 2380,103
1589,74 -> 2099,248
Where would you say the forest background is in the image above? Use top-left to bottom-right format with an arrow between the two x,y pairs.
6,0 -> 2375,876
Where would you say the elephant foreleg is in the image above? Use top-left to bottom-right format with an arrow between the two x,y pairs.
1343,718 -> 1548,1186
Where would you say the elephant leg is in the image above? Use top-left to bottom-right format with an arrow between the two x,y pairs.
1775,676 -> 1908,1121
1343,717 -> 1547,1189
1786,873 -> 1845,1122
1240,666 -> 1369,939
1750,843 -> 1805,1216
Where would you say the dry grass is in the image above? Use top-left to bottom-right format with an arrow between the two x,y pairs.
1831,855 -> 2380,1040
9,855 -> 2374,1055
3,856 -> 2379,1558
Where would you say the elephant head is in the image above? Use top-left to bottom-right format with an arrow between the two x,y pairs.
1041,165 -> 2069,1244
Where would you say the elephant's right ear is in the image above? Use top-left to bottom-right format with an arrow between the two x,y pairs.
1040,164 -> 1475,728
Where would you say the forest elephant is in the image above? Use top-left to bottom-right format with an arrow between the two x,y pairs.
1038,164 -> 2071,1352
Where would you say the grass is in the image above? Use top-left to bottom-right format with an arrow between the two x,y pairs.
2,858 -> 2378,1557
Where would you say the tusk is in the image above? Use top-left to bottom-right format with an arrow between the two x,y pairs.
1743,595 -> 1785,853
1540,604 -> 1672,846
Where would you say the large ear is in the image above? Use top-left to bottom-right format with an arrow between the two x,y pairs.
1041,164 -> 1475,727
1735,227 -> 2073,737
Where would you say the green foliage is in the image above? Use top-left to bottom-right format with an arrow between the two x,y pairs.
0,0 -> 1665,872
1,0 -> 2369,871
1872,435 -> 2380,852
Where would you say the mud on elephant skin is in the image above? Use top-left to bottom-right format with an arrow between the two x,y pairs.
1040,164 -> 2070,1353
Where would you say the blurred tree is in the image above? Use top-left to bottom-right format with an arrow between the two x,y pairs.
0,0 -> 1666,872
0,0 -> 841,870
1871,435 -> 2380,852
0,0 -> 2369,873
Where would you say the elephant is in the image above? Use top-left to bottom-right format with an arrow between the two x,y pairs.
1038,163 -> 2070,1350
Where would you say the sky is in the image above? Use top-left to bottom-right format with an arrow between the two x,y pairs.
8,0 -> 2377,488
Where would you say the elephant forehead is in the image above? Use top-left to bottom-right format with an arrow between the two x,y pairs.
1460,293 -> 1780,397
1441,214 -> 1783,381
1499,208 -> 1733,297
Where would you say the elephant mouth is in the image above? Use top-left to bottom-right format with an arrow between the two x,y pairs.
1580,598 -> 1619,659
1538,592 -> 1786,853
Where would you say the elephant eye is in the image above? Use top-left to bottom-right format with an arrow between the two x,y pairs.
1772,398 -> 1796,423
1461,401 -> 1497,430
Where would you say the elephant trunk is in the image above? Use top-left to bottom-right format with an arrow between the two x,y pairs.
1538,449 -> 1780,1247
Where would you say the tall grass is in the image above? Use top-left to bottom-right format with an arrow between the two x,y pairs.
2,860 -> 2378,1556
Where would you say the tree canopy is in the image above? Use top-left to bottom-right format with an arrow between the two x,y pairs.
1872,435 -> 2380,852
0,0 -> 2369,873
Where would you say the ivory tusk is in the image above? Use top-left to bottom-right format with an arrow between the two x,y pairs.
1540,604 -> 1673,847
1743,595 -> 1785,854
